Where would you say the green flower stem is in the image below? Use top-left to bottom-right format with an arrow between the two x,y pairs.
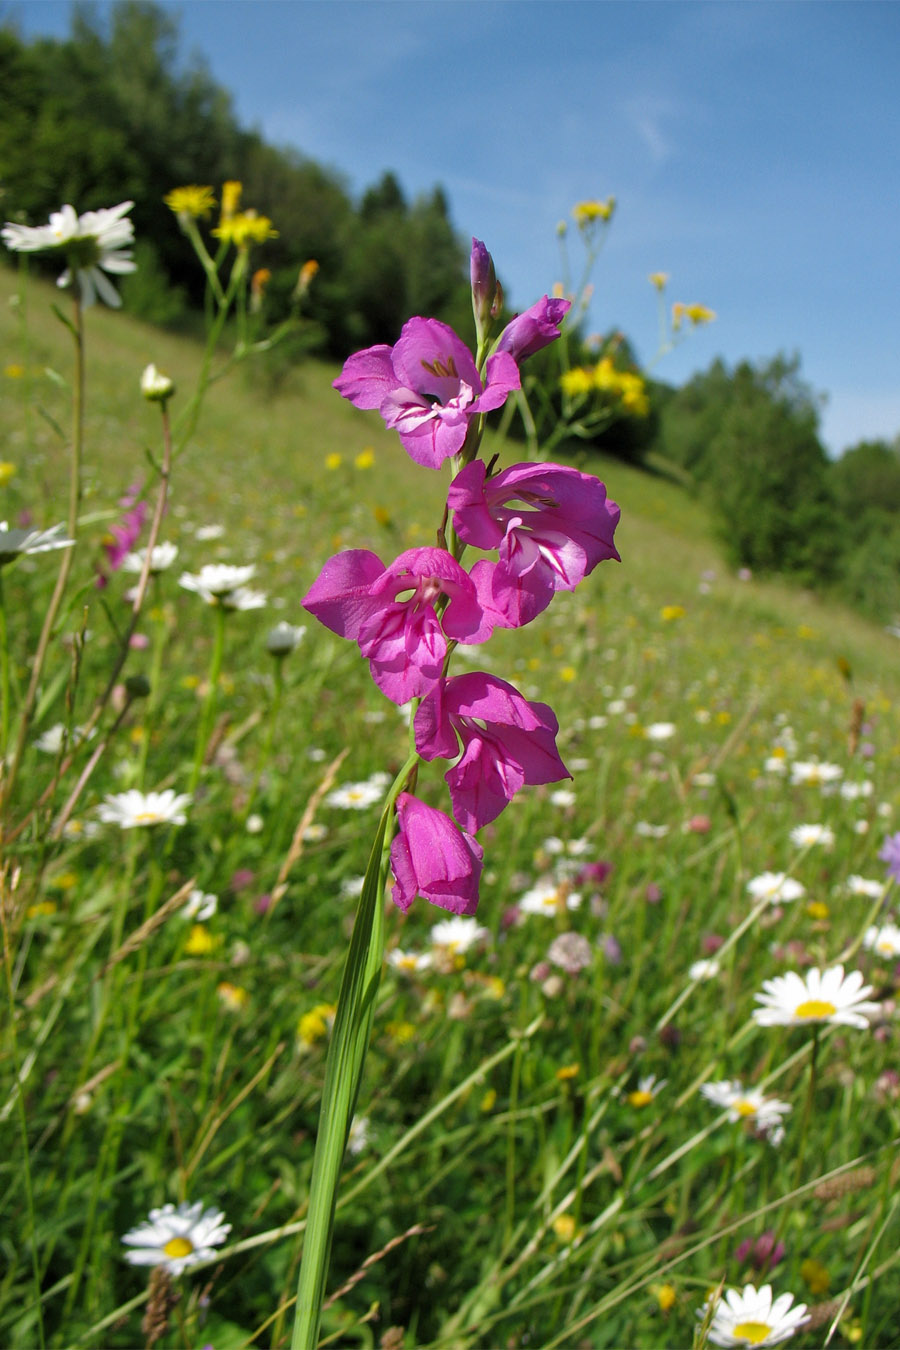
291,753 -> 418,1350
172,259 -> 244,461
243,657 -> 284,819
1,894 -> 45,1349
2,294 -> 84,817
794,1025 -> 820,1192
189,602 -> 227,792
0,568 -> 9,762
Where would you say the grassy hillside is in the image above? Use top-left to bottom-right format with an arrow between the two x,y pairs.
3,262 -> 900,1349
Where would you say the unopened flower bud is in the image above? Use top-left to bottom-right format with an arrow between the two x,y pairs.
125,673 -> 151,699
266,621 -> 306,657
470,238 -> 502,345
141,364 -> 174,403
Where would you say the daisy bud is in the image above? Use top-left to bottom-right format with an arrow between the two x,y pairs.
141,363 -> 175,403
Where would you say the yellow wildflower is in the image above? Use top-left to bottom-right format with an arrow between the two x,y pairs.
660,604 -> 686,621
556,1063 -> 580,1081
3,364 -> 24,379
217,982 -> 248,1011
0,457 -> 18,482
552,1214 -> 577,1243
50,872 -> 77,891
648,272 -> 669,291
572,197 -> 615,226
559,666 -> 577,683
297,1002 -> 336,1047
480,1088 -> 497,1113
164,185 -> 216,219
386,1020 -> 417,1045
325,452 -> 342,471
26,900 -> 57,919
800,1258 -> 830,1296
672,301 -> 716,330
295,259 -> 319,298
355,448 -> 375,470
655,1283 -> 677,1313
213,211 -> 278,249
559,366 -> 594,397
373,505 -> 391,526
806,900 -> 830,921
220,180 -> 242,221
185,924 -> 216,956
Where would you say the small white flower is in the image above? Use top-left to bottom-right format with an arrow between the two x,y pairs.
635,821 -> 669,839
790,759 -> 843,788
182,890 -> 218,921
98,788 -> 190,829
550,789 -> 576,808
140,363 -> 175,401
840,779 -> 874,801
220,586 -> 266,612
0,521 -> 74,565
695,708 -> 711,723
753,965 -> 879,1030
700,1080 -> 792,1144
607,699 -> 627,715
700,1281 -> 808,1347
763,756 -> 788,775
122,541 -> 178,574
340,875 -> 366,898
862,923 -> 900,958
689,958 -> 721,982
266,621 -> 306,655
645,721 -> 676,741
194,523 -> 225,541
387,948 -> 433,975
746,872 -> 806,905
325,781 -> 383,810
179,563 -> 256,602
430,916 -> 490,953
34,722 -> 93,754
692,771 -> 716,787
245,813 -> 264,835
846,875 -> 884,898
789,823 -> 834,849
588,714 -> 607,729
3,201 -> 136,308
302,822 -> 328,842
121,1200 -> 230,1275
625,1074 -> 666,1107
519,878 -> 582,915
347,1115 -> 371,1156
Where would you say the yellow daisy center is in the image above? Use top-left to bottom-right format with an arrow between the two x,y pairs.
628,1090 -> 654,1108
163,1236 -> 194,1259
794,999 -> 837,1019
733,1321 -> 773,1344
133,811 -> 162,825
734,1099 -> 757,1117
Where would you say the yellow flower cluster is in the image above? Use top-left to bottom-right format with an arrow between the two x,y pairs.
297,1002 -> 336,1047
572,197 -> 616,226
165,180 -> 279,252
164,185 -> 217,219
213,210 -> 279,249
560,357 -> 649,416
672,301 -> 716,330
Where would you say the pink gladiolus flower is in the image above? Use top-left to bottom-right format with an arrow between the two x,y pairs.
97,494 -> 148,588
302,546 -> 493,704
414,672 -> 570,833
495,296 -> 571,361
448,459 -> 620,628
390,792 -> 483,914
333,317 -> 520,469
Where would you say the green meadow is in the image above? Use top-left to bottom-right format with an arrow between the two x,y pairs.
2,262 -> 900,1349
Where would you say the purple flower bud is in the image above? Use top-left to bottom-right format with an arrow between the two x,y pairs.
495,296 -> 571,362
470,238 -> 502,340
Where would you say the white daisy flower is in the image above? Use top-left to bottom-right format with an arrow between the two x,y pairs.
700,1281 -> 808,1347
645,722 -> 676,741
0,521 -> 74,566
121,1200 -> 230,1275
347,1115 -> 371,1157
194,523 -> 225,541
846,875 -> 883,898
179,564 -> 256,604
34,722 -> 93,754
763,755 -> 788,775
753,965 -> 879,1030
266,621 -> 306,656
98,788 -> 191,829
122,541 -> 178,574
140,363 -> 174,402
3,201 -> 136,308
746,872 -> 806,905
862,923 -> 900,958
387,948 -> 433,975
635,821 -> 669,839
325,780 -> 383,810
550,789 -> 576,808
430,916 -> 490,953
840,779 -> 873,801
789,823 -> 834,849
221,586 -> 266,612
700,1080 -> 792,1144
790,759 -> 843,788
625,1074 -> 666,1107
518,878 -> 582,915
181,889 -> 217,921
689,958 -> 721,982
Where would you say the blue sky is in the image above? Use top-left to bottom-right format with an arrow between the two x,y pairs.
9,0 -> 900,454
